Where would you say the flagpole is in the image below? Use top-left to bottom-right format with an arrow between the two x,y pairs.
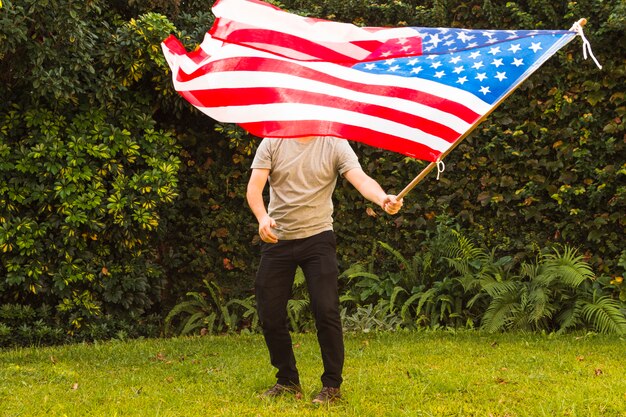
396,123 -> 474,200
397,161 -> 437,199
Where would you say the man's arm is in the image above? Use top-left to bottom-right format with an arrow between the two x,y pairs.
246,168 -> 279,243
344,168 -> 403,215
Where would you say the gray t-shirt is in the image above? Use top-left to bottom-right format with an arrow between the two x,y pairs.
251,136 -> 361,240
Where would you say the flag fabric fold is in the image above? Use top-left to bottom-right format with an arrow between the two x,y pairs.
162,0 -> 578,161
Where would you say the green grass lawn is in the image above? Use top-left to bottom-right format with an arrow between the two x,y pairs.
1,331 -> 625,416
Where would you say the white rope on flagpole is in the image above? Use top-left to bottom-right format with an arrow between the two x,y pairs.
435,159 -> 445,180
570,18 -> 603,69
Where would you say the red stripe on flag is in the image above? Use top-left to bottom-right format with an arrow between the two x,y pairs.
239,121 -> 441,161
210,25 -> 363,62
162,35 -> 187,55
187,47 -> 210,64
179,87 -> 461,143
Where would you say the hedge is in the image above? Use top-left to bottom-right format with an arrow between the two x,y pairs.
0,0 -> 623,344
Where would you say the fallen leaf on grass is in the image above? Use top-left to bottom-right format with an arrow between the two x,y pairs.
576,355 -> 585,361
71,383 -> 79,390
594,368 -> 603,376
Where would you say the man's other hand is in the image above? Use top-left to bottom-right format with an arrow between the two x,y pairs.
259,215 -> 279,243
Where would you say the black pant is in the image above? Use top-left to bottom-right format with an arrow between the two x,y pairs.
255,230 -> 344,388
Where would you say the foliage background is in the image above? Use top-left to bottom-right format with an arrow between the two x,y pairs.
0,0 -> 624,345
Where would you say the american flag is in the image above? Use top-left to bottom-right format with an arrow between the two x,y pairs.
162,0 -> 578,162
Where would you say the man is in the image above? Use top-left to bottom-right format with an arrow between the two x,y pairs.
246,135 -> 403,404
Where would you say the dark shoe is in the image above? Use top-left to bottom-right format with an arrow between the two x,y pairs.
260,383 -> 303,399
312,386 -> 341,405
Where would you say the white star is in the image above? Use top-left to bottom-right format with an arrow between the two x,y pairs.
407,58 -> 419,66
430,61 -> 442,69
385,58 -> 396,66
449,56 -> 462,64
411,66 -> 424,74
486,38 -> 498,44
472,61 -> 484,70
445,39 -> 455,47
491,58 -> 504,68
434,70 -> 446,78
508,43 -> 521,53
457,31 -> 475,43
453,66 -> 465,74
468,42 -> 479,48
469,51 -> 481,59
475,73 -> 488,82
380,51 -> 393,58
364,63 -> 377,70
427,33 -> 442,47
495,71 -> 507,81
512,58 -> 524,67
397,38 -> 409,44
488,47 -> 501,55
482,31 -> 494,38
529,42 -> 542,53
456,76 -> 468,85
479,86 -> 491,95
388,65 -> 400,72
427,55 -> 437,60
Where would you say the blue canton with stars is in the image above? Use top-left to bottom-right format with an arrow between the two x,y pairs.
353,28 -> 574,105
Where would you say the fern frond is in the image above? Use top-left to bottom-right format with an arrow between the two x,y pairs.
447,231 -> 489,262
415,287 -> 438,316
163,298 -> 207,336
545,246 -> 595,288
339,263 -> 366,281
481,280 -> 520,298
378,241 -> 412,274
555,299 -> 585,333
519,260 -> 541,281
527,286 -> 554,324
287,298 -> 309,313
581,295 -> 626,334
180,311 -> 209,335
481,291 -> 520,333
389,286 -> 407,313
339,294 -> 360,304
437,295 -> 453,322
349,272 -> 381,283
400,292 -> 424,322
294,266 -> 306,287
